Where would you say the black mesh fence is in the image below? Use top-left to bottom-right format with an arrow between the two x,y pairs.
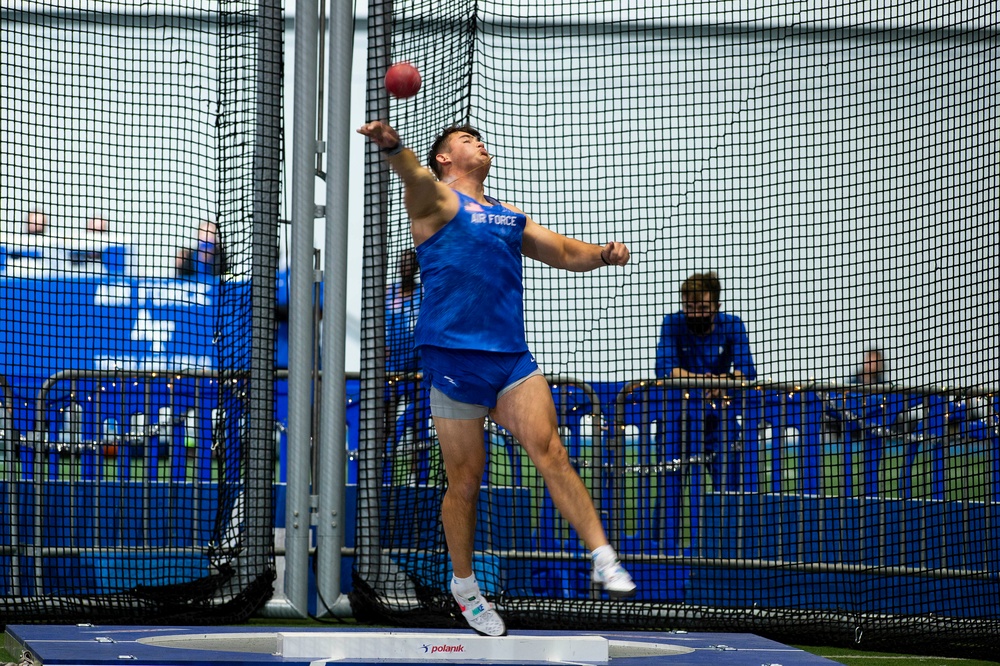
352,0 -> 999,656
0,1 -> 281,623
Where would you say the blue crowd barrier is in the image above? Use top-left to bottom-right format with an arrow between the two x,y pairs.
604,380 -> 1000,613
273,375 -> 361,485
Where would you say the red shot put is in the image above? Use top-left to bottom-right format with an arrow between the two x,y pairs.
384,61 -> 422,99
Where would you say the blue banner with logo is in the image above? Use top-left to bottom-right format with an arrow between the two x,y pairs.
0,276 -> 251,432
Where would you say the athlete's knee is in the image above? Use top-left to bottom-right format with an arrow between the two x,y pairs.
444,467 -> 483,501
526,433 -> 572,474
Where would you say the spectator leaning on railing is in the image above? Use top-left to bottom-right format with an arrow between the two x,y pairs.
845,347 -> 892,436
824,347 -> 925,445
655,271 -> 757,488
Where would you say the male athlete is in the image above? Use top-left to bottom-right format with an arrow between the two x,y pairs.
358,121 -> 635,636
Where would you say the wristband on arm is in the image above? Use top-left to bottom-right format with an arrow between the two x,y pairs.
381,142 -> 404,156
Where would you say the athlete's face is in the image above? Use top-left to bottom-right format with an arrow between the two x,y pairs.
442,132 -> 491,176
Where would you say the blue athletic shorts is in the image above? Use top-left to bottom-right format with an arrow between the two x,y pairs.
420,346 -> 541,417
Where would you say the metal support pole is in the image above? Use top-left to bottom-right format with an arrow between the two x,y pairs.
315,0 -> 354,617
283,0 -> 321,618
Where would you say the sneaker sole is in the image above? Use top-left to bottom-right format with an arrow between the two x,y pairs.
469,624 -> 508,637
462,610 -> 507,637
592,579 -> 637,600
606,587 -> 637,600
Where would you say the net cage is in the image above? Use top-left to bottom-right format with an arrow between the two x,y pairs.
0,1 -> 281,623
353,0 -> 1000,655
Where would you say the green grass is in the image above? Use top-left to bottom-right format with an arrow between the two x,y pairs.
767,436 -> 994,502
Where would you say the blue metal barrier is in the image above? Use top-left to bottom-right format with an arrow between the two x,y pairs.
608,378 -> 1000,612
8,364 -> 997,609
0,369 -> 259,596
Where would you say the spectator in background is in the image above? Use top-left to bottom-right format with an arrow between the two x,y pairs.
824,347 -> 916,451
384,248 -> 429,484
86,216 -> 109,234
25,209 -> 49,236
385,248 -> 422,377
851,347 -> 886,385
3,209 -> 60,275
67,215 -> 119,274
655,271 -> 757,488
176,220 -> 226,278
655,271 -> 757,387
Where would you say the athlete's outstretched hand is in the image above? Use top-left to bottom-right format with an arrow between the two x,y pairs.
601,241 -> 630,266
357,120 -> 401,150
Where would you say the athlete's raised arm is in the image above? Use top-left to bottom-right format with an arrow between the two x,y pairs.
357,120 -> 457,244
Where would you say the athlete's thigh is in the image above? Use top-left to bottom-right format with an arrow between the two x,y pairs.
491,374 -> 559,453
433,415 -> 488,479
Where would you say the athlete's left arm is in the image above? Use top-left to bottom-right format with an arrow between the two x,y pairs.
515,208 -> 629,271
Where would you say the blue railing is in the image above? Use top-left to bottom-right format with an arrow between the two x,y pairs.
3,368 -> 997,613
376,376 -> 998,609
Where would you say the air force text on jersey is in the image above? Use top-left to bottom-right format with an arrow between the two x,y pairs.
470,211 -> 519,227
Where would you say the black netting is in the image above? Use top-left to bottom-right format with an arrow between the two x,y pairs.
0,1 -> 281,623
352,0 -> 999,656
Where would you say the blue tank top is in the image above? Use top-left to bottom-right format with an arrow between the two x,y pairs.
414,190 -> 528,352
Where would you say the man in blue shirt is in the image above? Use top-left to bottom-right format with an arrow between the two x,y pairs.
385,247 -> 428,482
358,119 -> 635,636
385,248 -> 422,377
655,272 -> 757,489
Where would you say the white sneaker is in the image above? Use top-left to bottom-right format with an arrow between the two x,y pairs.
453,589 -> 507,637
592,558 -> 637,599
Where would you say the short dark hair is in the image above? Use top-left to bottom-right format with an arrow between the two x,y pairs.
680,271 -> 722,305
427,125 -> 482,178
